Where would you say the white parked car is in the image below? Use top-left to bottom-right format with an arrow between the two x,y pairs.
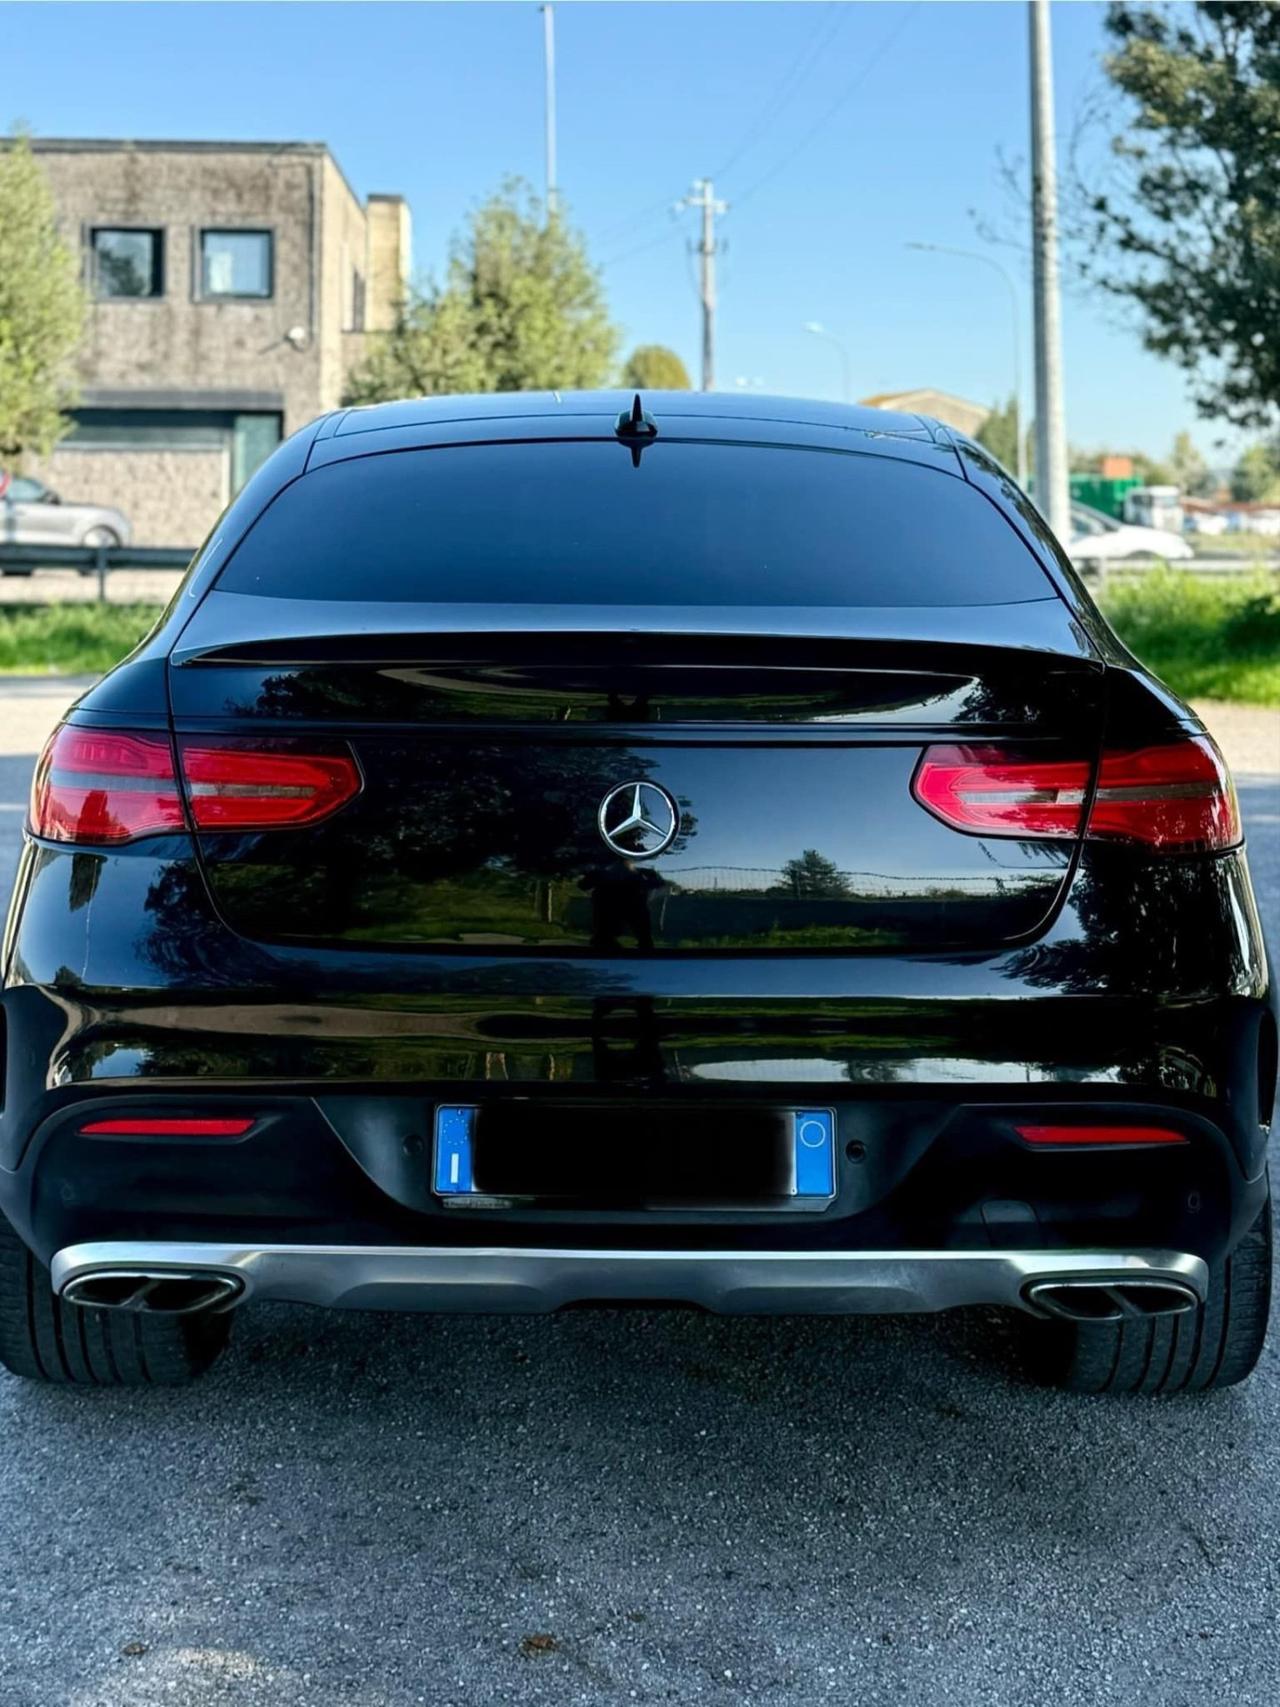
1067,501 -> 1193,566
0,473 -> 132,573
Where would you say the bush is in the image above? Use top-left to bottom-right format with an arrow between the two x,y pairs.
0,604 -> 159,674
1098,569 -> 1280,706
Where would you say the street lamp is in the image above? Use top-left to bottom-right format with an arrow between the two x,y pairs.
905,242 -> 1026,488
803,321 -> 852,405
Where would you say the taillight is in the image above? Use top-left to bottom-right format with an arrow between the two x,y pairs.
29,725 -> 361,844
1088,737 -> 1240,852
30,727 -> 184,843
911,746 -> 1089,839
912,734 -> 1241,853
178,738 -> 361,830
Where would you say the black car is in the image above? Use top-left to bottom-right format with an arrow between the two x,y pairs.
0,393 -> 1272,1394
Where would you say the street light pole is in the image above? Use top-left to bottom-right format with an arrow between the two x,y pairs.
905,241 -> 1026,488
1029,0 -> 1070,538
541,4 -> 558,218
803,322 -> 852,405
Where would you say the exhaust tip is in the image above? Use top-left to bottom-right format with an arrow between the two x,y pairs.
61,1269 -> 243,1315
1025,1278 -> 1199,1323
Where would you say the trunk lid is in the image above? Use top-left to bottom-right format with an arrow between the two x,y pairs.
168,596 -> 1104,955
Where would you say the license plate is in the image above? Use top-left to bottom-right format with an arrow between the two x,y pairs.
433,1104 -> 835,1207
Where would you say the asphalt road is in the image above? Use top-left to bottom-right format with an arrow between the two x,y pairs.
0,734 -> 1276,1706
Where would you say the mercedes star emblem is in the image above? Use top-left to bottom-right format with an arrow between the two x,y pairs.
597,781 -> 680,859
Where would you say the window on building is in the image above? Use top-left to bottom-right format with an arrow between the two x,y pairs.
68,409 -> 283,495
92,228 -> 164,298
200,230 -> 273,299
350,269 -> 367,333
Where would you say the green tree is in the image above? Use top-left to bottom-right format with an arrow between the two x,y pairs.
976,396 -> 1031,475
0,132 -> 85,461
1082,3 -> 1280,428
619,345 -> 691,390
1169,430 -> 1216,497
1230,443 -> 1280,502
344,181 -> 618,403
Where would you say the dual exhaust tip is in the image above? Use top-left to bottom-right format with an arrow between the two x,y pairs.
61,1269 -> 243,1316
1024,1277 -> 1199,1323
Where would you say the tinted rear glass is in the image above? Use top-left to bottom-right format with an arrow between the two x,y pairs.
217,441 -> 1053,606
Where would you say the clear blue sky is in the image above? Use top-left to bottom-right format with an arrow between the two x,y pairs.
4,0 -> 1240,462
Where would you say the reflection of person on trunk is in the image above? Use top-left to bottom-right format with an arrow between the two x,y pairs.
581,862 -> 666,950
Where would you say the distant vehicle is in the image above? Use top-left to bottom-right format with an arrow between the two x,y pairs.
1185,510 -> 1228,537
1123,484 -> 1184,533
1068,500 -> 1193,566
0,473 -> 132,572
1229,508 -> 1280,538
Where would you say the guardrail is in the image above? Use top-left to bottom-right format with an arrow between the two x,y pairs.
1078,556 -> 1280,586
0,542 -> 1274,604
0,543 -> 194,602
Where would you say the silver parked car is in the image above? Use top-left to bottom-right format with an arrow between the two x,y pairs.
0,473 -> 132,572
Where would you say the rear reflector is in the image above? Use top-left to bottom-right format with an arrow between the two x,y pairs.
1016,1124 -> 1188,1147
29,725 -> 361,844
79,1116 -> 256,1137
912,735 -> 1241,853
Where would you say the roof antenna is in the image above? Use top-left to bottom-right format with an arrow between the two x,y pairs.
614,393 -> 658,466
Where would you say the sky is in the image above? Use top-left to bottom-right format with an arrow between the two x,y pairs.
3,0 -> 1243,463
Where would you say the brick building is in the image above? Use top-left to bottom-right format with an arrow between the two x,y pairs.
27,139 -> 411,545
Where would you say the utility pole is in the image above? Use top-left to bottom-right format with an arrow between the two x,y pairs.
679,179 -> 727,391
1029,0 -> 1069,539
541,4 -> 557,217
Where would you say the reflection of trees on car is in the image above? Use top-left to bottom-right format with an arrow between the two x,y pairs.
771,849 -> 852,899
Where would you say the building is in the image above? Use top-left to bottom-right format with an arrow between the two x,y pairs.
859,389 -> 990,439
27,139 -> 411,545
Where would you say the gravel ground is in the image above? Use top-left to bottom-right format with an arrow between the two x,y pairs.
0,687 -> 1275,1707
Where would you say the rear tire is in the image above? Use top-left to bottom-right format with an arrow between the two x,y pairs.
1022,1194 -> 1273,1395
0,1217 -> 231,1388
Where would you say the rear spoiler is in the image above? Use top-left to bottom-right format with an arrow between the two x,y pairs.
170,591 -> 1102,670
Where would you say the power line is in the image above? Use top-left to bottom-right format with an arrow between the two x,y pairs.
708,3 -> 849,182
598,222 -> 683,272
731,3 -> 921,209
591,5 -> 845,251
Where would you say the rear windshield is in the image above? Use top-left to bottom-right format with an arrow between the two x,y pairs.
216,440 -> 1053,606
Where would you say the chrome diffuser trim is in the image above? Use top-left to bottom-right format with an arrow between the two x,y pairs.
49,1243 -> 1210,1317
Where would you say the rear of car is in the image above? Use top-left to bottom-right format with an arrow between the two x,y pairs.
0,394 -> 1272,1393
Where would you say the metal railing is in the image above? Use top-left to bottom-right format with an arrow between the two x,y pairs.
0,543 -> 194,602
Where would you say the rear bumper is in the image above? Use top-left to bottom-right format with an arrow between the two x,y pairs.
50,1239 -> 1210,1317
2,1087 -> 1267,1282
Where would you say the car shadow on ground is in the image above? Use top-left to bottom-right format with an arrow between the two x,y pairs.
5,1302 -> 1272,1702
